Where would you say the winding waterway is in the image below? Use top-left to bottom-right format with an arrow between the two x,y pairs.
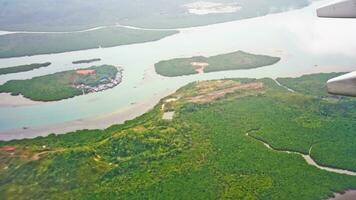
0,0 -> 355,140
246,133 -> 356,176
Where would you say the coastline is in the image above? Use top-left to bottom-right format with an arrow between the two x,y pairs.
0,87 -> 175,141
1,1 -> 356,198
0,0 -> 354,139
0,65 -> 123,107
74,66 -> 123,94
327,190 -> 356,200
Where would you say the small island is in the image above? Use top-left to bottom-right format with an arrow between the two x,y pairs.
72,58 -> 101,64
0,62 -> 51,75
0,65 -> 123,101
154,51 -> 280,77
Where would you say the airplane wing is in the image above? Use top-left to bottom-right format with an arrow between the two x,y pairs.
317,0 -> 356,18
327,71 -> 356,97
316,0 -> 356,97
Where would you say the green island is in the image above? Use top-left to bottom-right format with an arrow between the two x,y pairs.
0,27 -> 178,58
0,65 -> 122,101
0,62 -> 51,75
154,51 -> 280,77
72,58 -> 101,64
1,73 -> 356,199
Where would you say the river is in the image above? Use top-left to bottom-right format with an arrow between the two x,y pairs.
246,133 -> 356,176
0,0 -> 355,140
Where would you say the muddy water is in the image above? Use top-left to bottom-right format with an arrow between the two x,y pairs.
328,190 -> 356,200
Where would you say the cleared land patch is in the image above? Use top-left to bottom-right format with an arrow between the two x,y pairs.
191,62 -> 209,74
184,1 -> 242,15
187,81 -> 264,103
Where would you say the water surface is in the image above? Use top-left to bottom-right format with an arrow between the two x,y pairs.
0,0 -> 355,140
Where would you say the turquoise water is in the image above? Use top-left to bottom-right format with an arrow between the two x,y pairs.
0,0 -> 355,137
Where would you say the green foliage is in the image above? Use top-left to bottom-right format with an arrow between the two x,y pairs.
155,57 -> 200,77
0,62 -> 51,75
155,51 -> 280,77
277,72 -> 345,97
311,136 -> 356,172
204,51 -> 280,72
1,73 -> 356,199
72,58 -> 101,64
0,65 -> 118,101
0,27 -> 178,58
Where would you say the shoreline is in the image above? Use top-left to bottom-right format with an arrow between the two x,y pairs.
74,66 -> 123,94
0,65 -> 123,107
0,70 -> 350,139
0,1 -> 311,36
0,0 -> 353,140
327,190 -> 356,200
0,88 -> 175,141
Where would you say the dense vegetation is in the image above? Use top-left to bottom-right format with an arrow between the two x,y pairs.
1,73 -> 356,199
0,65 -> 118,101
276,73 -> 345,97
72,58 -> 101,64
0,27 -> 177,58
0,62 -> 51,75
155,51 -> 280,77
0,0 -> 309,31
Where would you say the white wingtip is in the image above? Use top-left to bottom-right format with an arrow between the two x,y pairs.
327,71 -> 356,97
317,0 -> 356,18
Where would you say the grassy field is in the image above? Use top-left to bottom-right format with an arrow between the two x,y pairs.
0,65 -> 118,101
0,27 -> 178,58
0,62 -> 51,75
155,51 -> 280,77
1,73 -> 356,199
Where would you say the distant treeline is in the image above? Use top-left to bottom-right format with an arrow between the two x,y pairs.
0,27 -> 178,58
0,62 -> 51,75
72,58 -> 101,64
